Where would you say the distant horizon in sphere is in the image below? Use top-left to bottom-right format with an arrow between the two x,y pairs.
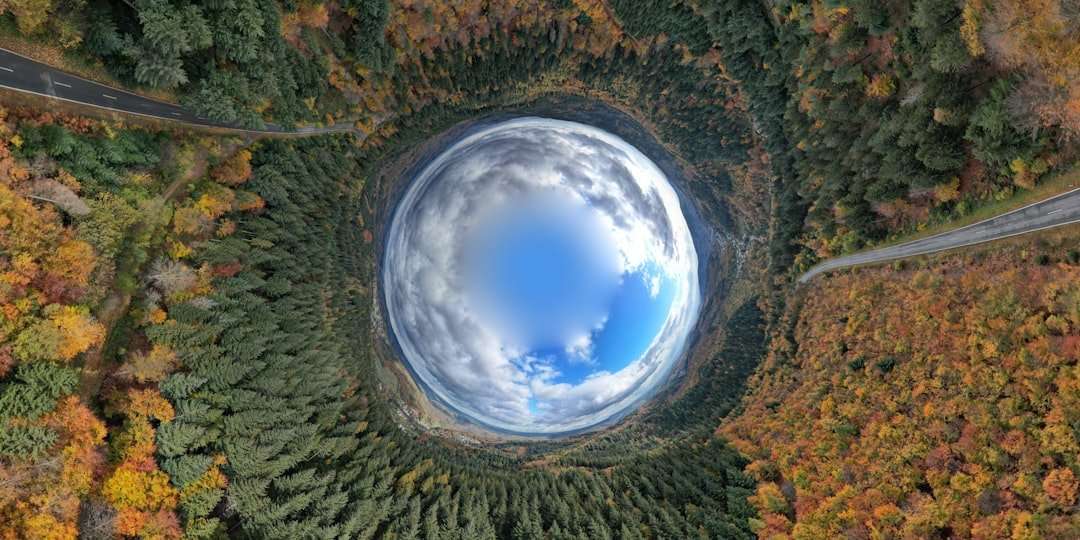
383,117 -> 700,434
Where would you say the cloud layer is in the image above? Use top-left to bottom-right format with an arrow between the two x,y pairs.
383,117 -> 700,434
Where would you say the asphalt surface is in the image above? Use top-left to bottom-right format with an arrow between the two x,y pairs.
0,48 -> 352,135
799,187 -> 1080,283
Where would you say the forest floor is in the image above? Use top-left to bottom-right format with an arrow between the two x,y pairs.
162,145 -> 211,201
78,143 -> 210,402
78,293 -> 131,402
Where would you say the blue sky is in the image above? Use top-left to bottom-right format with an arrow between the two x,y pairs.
382,117 -> 700,434
467,202 -> 678,386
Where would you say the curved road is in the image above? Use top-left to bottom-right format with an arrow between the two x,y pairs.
5,47 -> 1078,277
799,187 -> 1080,283
0,47 -> 355,136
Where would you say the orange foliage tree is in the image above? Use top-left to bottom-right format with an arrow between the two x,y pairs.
0,396 -> 107,540
209,149 -> 252,186
1,181 -> 103,362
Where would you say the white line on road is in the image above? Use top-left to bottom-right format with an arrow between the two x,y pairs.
0,66 -> 13,72
102,94 -> 117,100
170,112 -> 181,117
1048,209 -> 1064,215
55,81 -> 71,88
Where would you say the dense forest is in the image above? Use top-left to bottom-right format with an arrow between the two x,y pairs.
0,107 -> 228,536
764,0 -> 1078,257
0,117 -> 762,537
137,135 -> 758,538
724,234 -> 1080,538
0,0 -> 1077,538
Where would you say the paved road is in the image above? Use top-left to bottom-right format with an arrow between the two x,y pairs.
0,48 -> 353,136
799,188 -> 1080,283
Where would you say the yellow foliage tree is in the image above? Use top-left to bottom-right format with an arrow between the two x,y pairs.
865,73 -> 896,99
103,465 -> 179,513
934,177 -> 961,203
48,239 -> 96,287
51,305 -> 105,360
960,1 -> 985,57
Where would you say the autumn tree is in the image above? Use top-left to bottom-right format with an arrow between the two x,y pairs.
724,239 -> 1080,538
115,345 -> 179,384
209,149 -> 252,185
13,305 -> 105,363
101,388 -> 181,539
979,0 -> 1080,142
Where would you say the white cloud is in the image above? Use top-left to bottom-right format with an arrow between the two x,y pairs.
564,333 -> 595,362
383,117 -> 700,434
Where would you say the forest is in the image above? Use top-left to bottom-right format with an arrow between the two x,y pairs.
0,0 -> 1076,538
2,122 -> 761,538
724,234 -> 1080,538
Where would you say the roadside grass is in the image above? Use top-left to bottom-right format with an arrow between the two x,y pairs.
0,15 -> 179,103
866,160 -> 1080,251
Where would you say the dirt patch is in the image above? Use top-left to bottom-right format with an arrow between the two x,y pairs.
78,292 -> 131,402
162,145 -> 211,201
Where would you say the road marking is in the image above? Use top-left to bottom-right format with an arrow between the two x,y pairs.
55,81 -> 71,88
1048,209 -> 1064,215
0,66 -> 13,72
102,93 -> 117,100
170,112 -> 181,117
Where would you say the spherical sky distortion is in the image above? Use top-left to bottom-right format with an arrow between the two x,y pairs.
383,117 -> 700,434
